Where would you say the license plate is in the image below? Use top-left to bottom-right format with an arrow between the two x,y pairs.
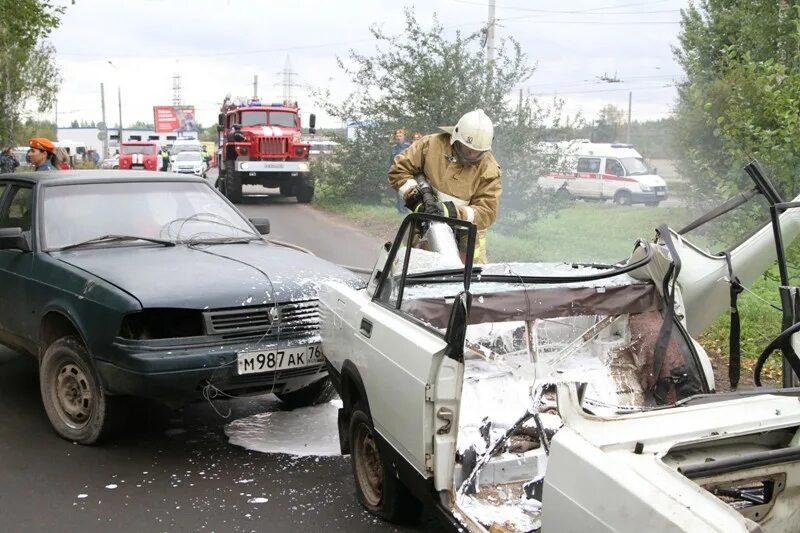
237,344 -> 322,375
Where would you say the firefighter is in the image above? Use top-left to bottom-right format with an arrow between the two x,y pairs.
28,137 -> 57,171
388,109 -> 501,263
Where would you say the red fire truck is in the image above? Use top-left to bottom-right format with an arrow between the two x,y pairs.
216,97 -> 316,203
118,140 -> 160,171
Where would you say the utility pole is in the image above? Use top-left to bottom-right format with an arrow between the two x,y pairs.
118,86 -> 123,146
253,74 -> 258,98
626,91 -> 632,143
486,0 -> 496,77
100,82 -> 108,157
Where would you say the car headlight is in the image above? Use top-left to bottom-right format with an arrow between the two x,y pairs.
640,185 -> 652,192
240,162 -> 249,170
298,162 -> 309,172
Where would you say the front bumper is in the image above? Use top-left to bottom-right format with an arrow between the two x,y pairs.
631,190 -> 668,204
236,160 -> 310,173
173,167 -> 204,175
97,335 -> 326,405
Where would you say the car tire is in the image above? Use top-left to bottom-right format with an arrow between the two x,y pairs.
39,336 -> 112,444
555,187 -> 572,201
614,190 -> 632,206
226,171 -> 243,203
296,182 -> 315,204
275,377 -> 336,409
349,403 -> 421,523
279,183 -> 297,197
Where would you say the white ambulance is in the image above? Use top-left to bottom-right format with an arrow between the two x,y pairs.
538,141 -> 668,206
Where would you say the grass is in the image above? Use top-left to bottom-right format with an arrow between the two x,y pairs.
314,192 -> 791,373
490,202 -> 692,263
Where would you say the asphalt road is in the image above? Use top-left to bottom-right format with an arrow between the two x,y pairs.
0,172 -> 439,532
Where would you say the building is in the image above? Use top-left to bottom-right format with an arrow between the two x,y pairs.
56,126 -> 198,157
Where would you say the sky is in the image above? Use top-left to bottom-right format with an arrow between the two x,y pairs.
45,0 -> 690,130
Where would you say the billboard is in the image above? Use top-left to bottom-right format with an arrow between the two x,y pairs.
153,106 -> 199,134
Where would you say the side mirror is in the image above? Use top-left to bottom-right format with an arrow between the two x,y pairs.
0,227 -> 31,252
444,291 -> 472,363
309,113 -> 317,135
218,113 -> 225,127
249,217 -> 270,235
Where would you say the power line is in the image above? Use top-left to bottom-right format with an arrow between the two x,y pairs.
450,0 -> 677,15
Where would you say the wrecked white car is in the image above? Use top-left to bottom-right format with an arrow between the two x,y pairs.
319,163 -> 800,532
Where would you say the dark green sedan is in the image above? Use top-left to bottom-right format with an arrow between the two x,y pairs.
0,171 -> 363,444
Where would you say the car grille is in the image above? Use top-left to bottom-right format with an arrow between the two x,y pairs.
203,300 -> 319,341
258,137 -> 288,155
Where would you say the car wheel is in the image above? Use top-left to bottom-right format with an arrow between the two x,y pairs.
555,187 -> 572,201
349,403 -> 421,522
296,182 -> 315,204
275,377 -> 336,409
614,190 -> 632,206
279,182 -> 297,197
39,336 -> 111,444
226,171 -> 243,203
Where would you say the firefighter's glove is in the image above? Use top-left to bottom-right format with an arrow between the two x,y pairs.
403,187 -> 422,212
414,200 -> 458,219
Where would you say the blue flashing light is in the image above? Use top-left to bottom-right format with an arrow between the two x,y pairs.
270,102 -> 284,106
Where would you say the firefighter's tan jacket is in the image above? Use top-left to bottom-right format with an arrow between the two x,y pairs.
388,133 -> 501,232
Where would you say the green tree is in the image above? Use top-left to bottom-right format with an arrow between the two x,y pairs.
0,0 -> 65,146
129,120 -> 154,129
13,118 -> 56,145
313,9 -> 567,213
673,1 -> 800,200
592,104 -> 625,142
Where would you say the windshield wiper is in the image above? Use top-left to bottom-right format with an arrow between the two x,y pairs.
187,236 -> 261,245
54,234 -> 176,251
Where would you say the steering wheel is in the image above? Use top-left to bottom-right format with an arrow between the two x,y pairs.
753,321 -> 800,386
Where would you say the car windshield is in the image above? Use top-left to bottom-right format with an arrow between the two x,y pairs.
42,181 -> 258,250
269,111 -> 296,128
170,145 -> 201,155
121,145 -> 155,155
240,110 -> 268,126
176,152 -> 202,162
619,157 -> 651,176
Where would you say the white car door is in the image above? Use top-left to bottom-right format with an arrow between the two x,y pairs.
359,217 -> 471,485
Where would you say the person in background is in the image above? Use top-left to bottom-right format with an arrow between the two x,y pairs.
411,132 -> 422,143
28,137 -> 57,171
390,128 -> 410,214
388,109 -> 501,263
0,147 -> 20,174
160,147 -> 169,171
55,147 -> 71,170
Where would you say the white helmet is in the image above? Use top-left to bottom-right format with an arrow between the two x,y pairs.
451,109 -> 494,152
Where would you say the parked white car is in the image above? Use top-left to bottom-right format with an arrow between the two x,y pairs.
538,141 -> 668,206
170,151 -> 207,177
99,154 -> 119,169
319,165 -> 800,532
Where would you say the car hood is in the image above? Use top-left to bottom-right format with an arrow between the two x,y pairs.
53,241 -> 364,310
